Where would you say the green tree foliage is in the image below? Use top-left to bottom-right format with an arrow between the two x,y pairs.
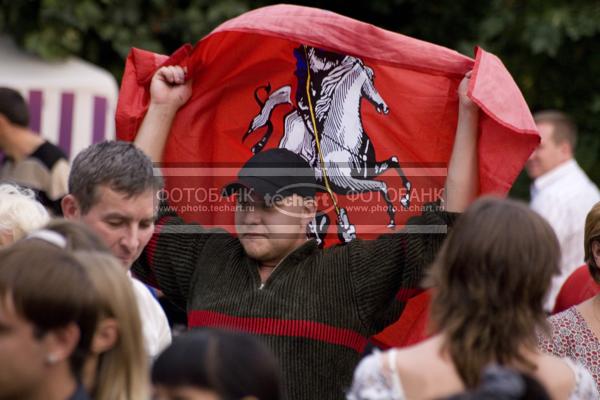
0,0 -> 249,77
473,0 -> 600,198
1,0 -> 598,196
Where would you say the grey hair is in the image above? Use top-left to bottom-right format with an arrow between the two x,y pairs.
0,183 -> 49,241
69,141 -> 163,213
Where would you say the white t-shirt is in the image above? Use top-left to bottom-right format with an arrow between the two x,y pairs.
130,276 -> 172,357
530,159 -> 600,310
347,349 -> 599,400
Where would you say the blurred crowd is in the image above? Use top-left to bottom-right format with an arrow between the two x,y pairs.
0,57 -> 599,400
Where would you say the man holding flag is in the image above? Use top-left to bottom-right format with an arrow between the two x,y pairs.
119,5 -> 541,398
131,62 -> 478,399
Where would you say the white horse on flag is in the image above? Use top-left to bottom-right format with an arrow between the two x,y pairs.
243,46 -> 412,241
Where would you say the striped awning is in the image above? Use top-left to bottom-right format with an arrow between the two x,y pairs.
0,35 -> 118,160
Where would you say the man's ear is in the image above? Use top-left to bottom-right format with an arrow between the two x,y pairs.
0,113 -> 9,132
0,229 -> 15,247
558,140 -> 573,159
301,197 -> 318,224
91,318 -> 119,355
42,323 -> 80,366
61,194 -> 82,220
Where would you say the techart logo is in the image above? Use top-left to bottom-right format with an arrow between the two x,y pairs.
265,183 -> 336,218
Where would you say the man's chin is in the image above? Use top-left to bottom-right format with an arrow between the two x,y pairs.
240,235 -> 266,247
117,256 -> 133,269
241,241 -> 270,261
525,166 -> 539,180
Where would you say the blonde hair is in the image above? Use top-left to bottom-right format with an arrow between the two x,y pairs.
71,251 -> 149,400
0,183 -> 49,242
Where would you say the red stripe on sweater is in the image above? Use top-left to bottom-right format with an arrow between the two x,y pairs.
188,310 -> 368,353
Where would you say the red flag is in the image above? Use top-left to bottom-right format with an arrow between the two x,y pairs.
371,290 -> 432,350
119,4 -> 540,334
117,5 -> 537,246
117,3 -> 539,348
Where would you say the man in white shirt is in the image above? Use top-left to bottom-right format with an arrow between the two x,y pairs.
526,110 -> 600,310
61,141 -> 171,357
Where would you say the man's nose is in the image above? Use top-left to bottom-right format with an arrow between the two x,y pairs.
120,226 -> 140,251
242,207 -> 262,225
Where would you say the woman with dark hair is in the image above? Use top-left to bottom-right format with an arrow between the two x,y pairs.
539,201 -> 600,387
348,197 -> 598,399
38,220 -> 150,400
152,329 -> 281,400
0,239 -> 100,400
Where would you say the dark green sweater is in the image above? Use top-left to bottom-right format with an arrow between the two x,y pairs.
133,207 -> 457,399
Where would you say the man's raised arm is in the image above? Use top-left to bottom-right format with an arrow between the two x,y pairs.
348,72 -> 480,333
131,66 -> 195,307
444,71 -> 479,212
134,66 -> 192,162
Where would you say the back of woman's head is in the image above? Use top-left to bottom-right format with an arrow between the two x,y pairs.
152,329 -> 281,400
444,366 -> 551,400
43,219 -> 110,253
584,201 -> 600,283
428,196 -> 560,388
71,251 -> 148,400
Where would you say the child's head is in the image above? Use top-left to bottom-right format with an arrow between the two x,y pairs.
152,329 -> 281,400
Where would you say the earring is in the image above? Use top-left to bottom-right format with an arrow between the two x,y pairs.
45,353 -> 59,365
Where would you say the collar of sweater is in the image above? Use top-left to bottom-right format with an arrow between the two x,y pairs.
251,238 -> 319,270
